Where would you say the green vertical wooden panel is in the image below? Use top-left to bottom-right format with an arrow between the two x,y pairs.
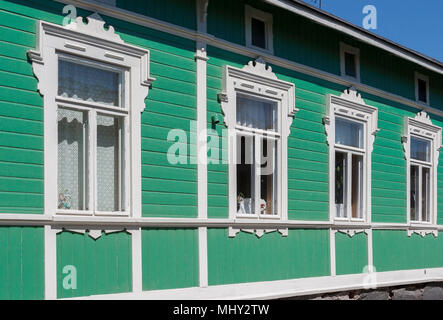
0,226 -> 44,300
335,232 -> 368,275
57,231 -> 132,298
142,228 -> 199,290
373,230 -> 443,272
207,228 -> 330,285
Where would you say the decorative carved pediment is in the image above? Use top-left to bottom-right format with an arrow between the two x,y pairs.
67,13 -> 124,43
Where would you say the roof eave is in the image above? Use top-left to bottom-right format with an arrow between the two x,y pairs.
265,0 -> 443,76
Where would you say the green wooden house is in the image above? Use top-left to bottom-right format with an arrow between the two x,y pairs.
1,0 -> 443,299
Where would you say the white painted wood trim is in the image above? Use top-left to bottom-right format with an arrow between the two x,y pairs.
131,227 -> 142,293
403,111 -> 442,228
414,71 -> 430,106
54,0 -> 443,122
325,87 -> 378,225
3,214 -> 443,231
340,42 -> 360,82
28,14 -> 154,219
367,228 -> 373,269
44,225 -> 57,300
195,43 -> 208,220
245,4 -> 274,54
220,58 -> 297,228
64,267 -> 443,300
329,228 -> 336,276
198,227 -> 208,287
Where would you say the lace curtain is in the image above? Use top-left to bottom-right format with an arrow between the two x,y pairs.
97,114 -> 122,212
335,117 -> 363,148
236,96 -> 277,131
58,60 -> 120,107
57,108 -> 86,210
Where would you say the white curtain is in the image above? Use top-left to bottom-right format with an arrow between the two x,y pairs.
58,60 -> 120,106
97,114 -> 121,212
57,108 -> 86,210
335,117 -> 363,148
236,96 -> 277,131
411,137 -> 430,162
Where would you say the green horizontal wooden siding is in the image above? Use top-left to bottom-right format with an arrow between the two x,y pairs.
116,0 -> 196,30
0,0 -> 61,214
57,230 -> 132,299
0,226 -> 44,300
335,232 -> 368,275
142,228 -> 199,291
0,0 -> 199,218
207,0 -> 443,109
207,228 -> 330,285
104,15 -> 198,218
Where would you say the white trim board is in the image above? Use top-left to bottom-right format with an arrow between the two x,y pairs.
2,214 -> 443,232
53,0 -> 443,122
64,267 -> 443,300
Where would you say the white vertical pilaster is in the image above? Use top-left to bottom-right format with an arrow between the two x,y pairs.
367,228 -> 373,269
196,0 -> 209,288
44,225 -> 57,300
198,227 -> 208,287
330,229 -> 336,276
131,228 -> 142,293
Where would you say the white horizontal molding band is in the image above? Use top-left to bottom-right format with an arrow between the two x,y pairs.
0,214 -> 442,232
55,0 -> 443,120
65,267 -> 443,300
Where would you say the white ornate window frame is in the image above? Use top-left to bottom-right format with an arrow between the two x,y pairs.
245,5 -> 274,54
219,58 -> 297,237
28,13 -> 154,218
325,87 -> 378,225
340,42 -> 360,82
402,111 -> 441,228
414,71 -> 430,106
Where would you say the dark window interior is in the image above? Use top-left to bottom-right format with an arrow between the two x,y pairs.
251,17 -> 266,49
417,78 -> 428,103
344,52 -> 357,78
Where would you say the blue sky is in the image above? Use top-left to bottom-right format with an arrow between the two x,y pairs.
302,0 -> 443,62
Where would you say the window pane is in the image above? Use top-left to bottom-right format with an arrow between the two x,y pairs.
237,96 -> 277,131
57,108 -> 88,210
352,154 -> 363,219
237,135 -> 255,214
418,78 -> 427,103
335,117 -> 364,148
58,59 -> 121,107
260,138 -> 277,215
335,151 -> 347,218
411,136 -> 431,162
97,114 -> 124,212
344,52 -> 356,78
410,165 -> 419,221
422,167 -> 430,222
251,17 -> 266,49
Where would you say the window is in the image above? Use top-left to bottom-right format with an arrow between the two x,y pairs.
57,56 -> 128,215
403,111 -> 441,225
236,95 -> 279,217
325,88 -> 378,223
334,117 -> 364,219
340,43 -> 360,81
245,5 -> 273,53
28,13 -> 154,217
415,72 -> 429,105
219,58 -> 297,225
